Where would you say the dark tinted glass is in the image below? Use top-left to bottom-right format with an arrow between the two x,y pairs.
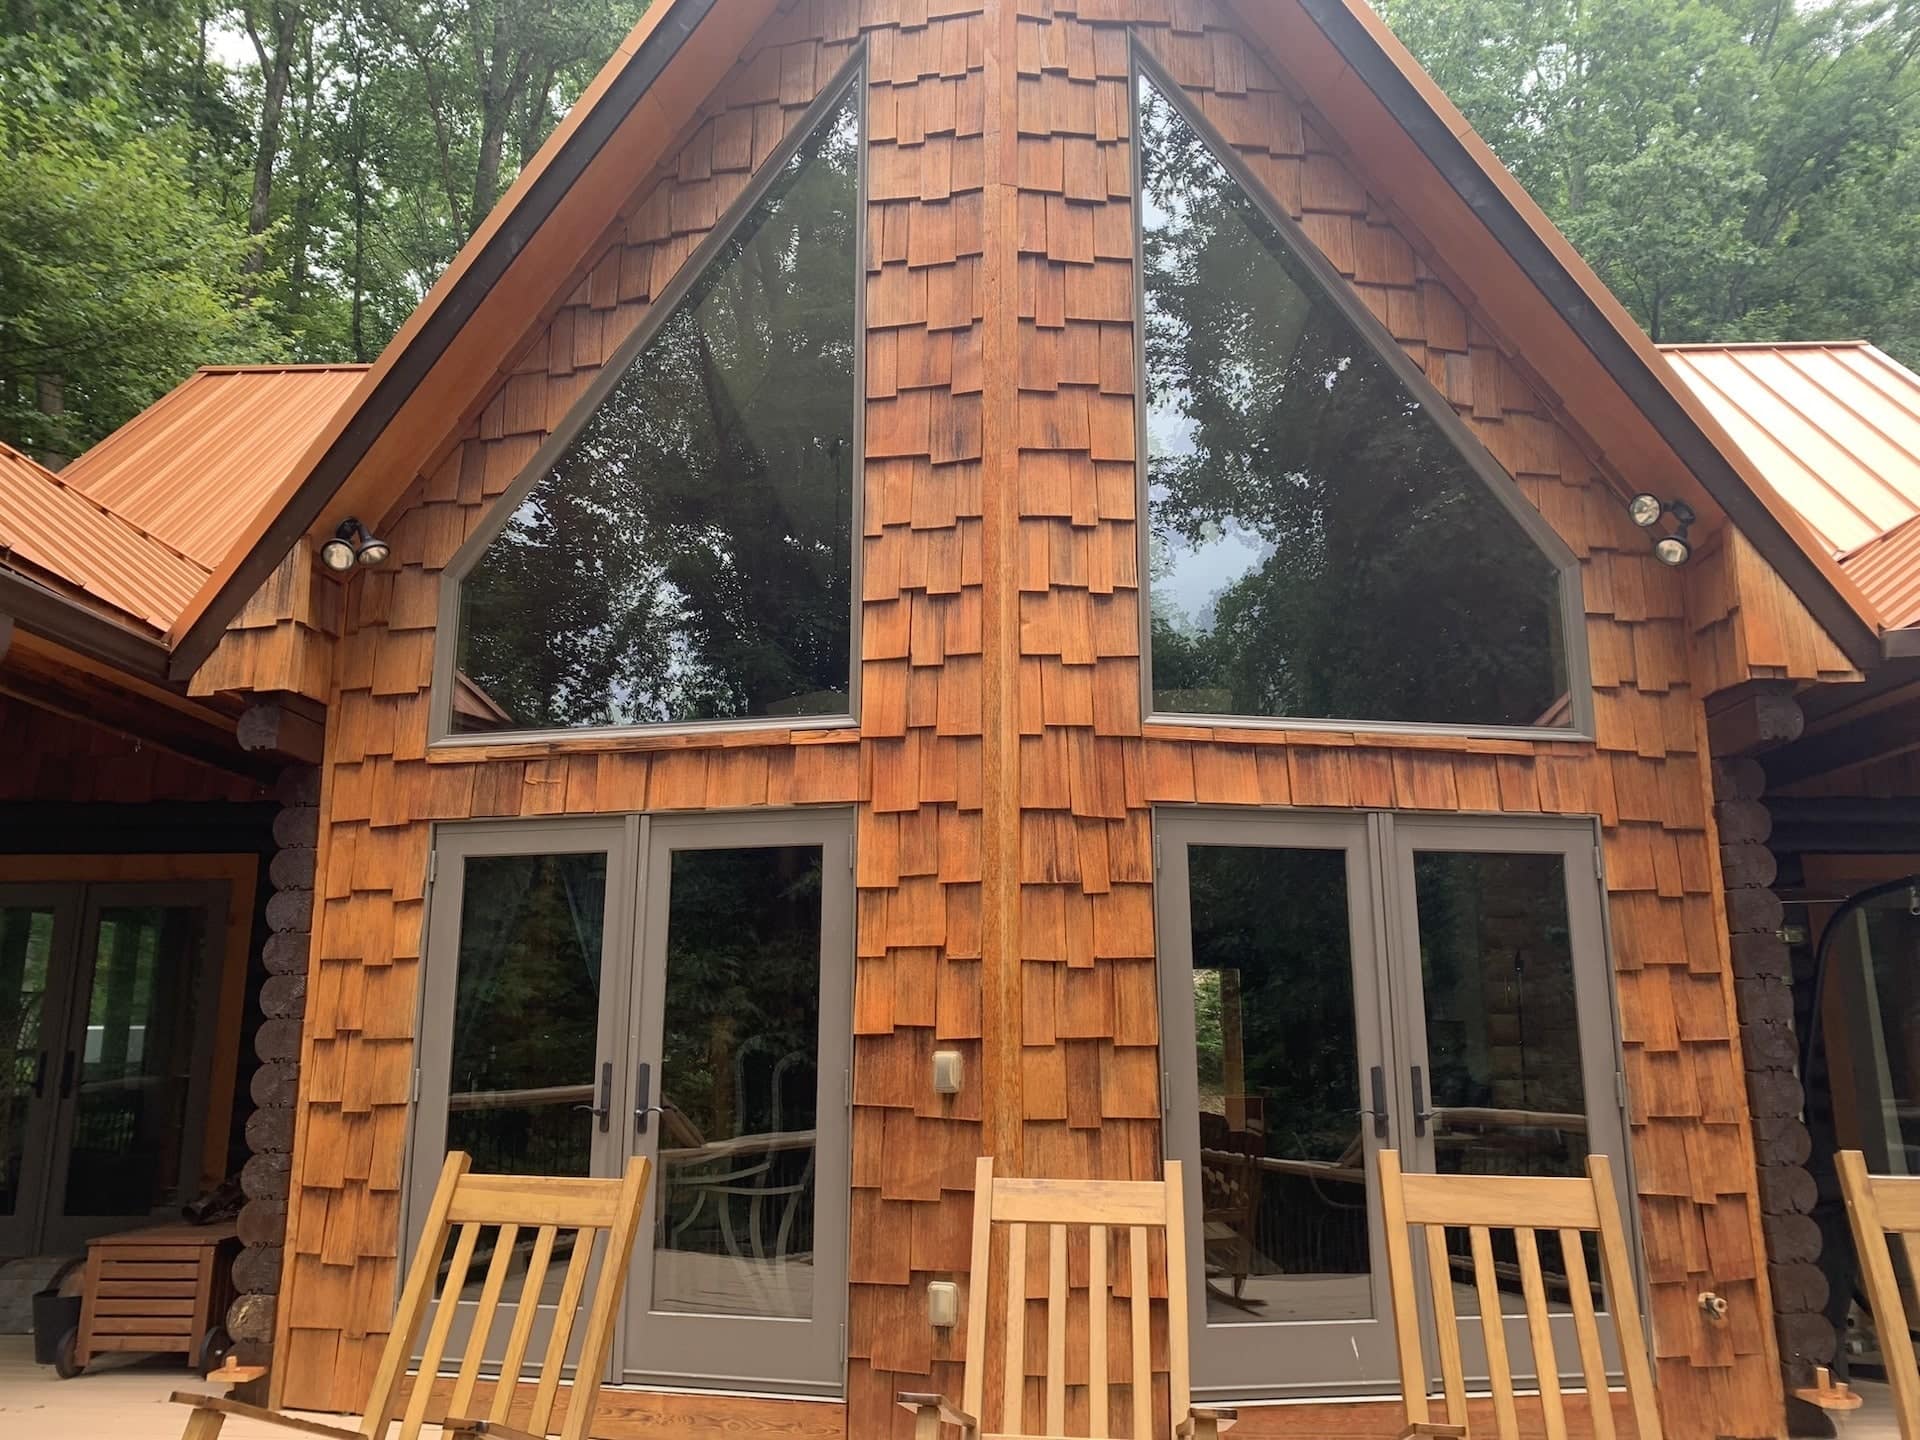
1185,844 -> 1372,1324
446,853 -> 607,1176
653,845 -> 823,1319
0,906 -> 52,1217
1138,73 -> 1570,729
454,88 -> 861,732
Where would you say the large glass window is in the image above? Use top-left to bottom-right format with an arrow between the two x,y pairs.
451,84 -> 862,733
1137,69 -> 1574,730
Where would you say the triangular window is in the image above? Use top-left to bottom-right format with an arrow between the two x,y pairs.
450,84 -> 862,734
1137,69 -> 1577,731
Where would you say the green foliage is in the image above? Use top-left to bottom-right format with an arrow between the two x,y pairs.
1374,0 -> 1920,362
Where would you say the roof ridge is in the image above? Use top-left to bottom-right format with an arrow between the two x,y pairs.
1657,340 -> 1875,352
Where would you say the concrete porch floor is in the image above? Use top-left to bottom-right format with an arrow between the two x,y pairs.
0,1335 -> 1911,1439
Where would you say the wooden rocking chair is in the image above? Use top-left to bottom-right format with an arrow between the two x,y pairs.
1837,1149 -> 1920,1434
171,1151 -> 651,1440
897,1156 -> 1235,1439
1377,1150 -> 1662,1440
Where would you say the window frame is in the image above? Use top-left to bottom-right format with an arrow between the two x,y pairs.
1129,44 -> 1593,744
429,50 -> 871,749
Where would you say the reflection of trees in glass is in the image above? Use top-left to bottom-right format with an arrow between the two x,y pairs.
0,909 -> 52,1211
1188,846 -> 1357,1165
456,89 -> 862,731
1414,852 -> 1586,1180
448,854 -> 606,1176
1138,74 -> 1569,729
660,847 -> 822,1142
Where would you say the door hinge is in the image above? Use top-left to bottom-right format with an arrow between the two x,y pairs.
1593,845 -> 1605,882
1154,833 -> 1163,872
412,1066 -> 422,1104
849,836 -> 856,871
426,851 -> 438,890
1614,1069 -> 1628,1112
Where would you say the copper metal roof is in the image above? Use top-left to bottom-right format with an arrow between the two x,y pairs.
1662,342 -> 1920,628
61,364 -> 367,569
0,440 -> 207,632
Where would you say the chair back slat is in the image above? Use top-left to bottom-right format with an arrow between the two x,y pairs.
489,1224 -> 557,1426
1088,1223 -> 1109,1439
1838,1149 -> 1920,1436
1377,1149 -> 1663,1440
527,1227 -> 598,1435
1560,1227 -> 1616,1440
1467,1225 -> 1519,1440
1046,1223 -> 1068,1433
957,1159 -> 1193,1439
448,1222 -> 519,1419
1514,1228 -> 1567,1440
1423,1223 -> 1467,1427
1128,1224 -> 1151,1436
345,1154 -> 647,1440
1003,1221 -> 1028,1434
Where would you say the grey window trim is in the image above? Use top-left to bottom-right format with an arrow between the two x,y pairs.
428,48 -> 871,750
1154,805 -> 1644,1402
1129,43 -> 1594,745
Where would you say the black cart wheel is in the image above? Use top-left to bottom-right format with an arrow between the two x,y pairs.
199,1325 -> 232,1375
53,1326 -> 83,1379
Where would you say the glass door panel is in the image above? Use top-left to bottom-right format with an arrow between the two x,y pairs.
1389,818 -> 1629,1392
1157,813 -> 1401,1401
42,885 -> 221,1250
624,812 -> 853,1396
0,891 -> 72,1254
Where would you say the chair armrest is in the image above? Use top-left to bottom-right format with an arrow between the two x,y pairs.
442,1420 -> 544,1440
896,1391 -> 979,1430
1177,1407 -> 1240,1437
1398,1425 -> 1469,1439
168,1393 -> 364,1440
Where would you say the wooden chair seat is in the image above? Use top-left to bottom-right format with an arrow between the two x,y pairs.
1377,1150 -> 1662,1440
170,1153 -> 650,1440
897,1157 -> 1235,1439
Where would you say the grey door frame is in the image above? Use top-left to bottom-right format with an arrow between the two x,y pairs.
1154,809 -> 1402,1402
0,883 -> 80,1257
408,809 -> 855,1399
1155,807 -> 1636,1403
620,808 -> 854,1397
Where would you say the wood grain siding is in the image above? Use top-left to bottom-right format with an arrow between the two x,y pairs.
1688,528 -> 1862,700
0,695 -> 267,804
273,1 -> 872,1409
273,2 -> 1794,1435
189,540 -> 342,706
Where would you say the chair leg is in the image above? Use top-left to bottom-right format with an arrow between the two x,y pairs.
180,1410 -> 228,1440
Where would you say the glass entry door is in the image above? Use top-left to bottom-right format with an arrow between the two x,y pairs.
413,811 -> 854,1398
0,882 -> 223,1256
1157,810 -> 1629,1403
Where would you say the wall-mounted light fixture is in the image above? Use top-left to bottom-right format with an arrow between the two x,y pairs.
319,518 -> 391,572
1627,493 -> 1696,567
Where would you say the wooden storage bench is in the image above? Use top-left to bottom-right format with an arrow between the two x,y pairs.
61,1221 -> 238,1377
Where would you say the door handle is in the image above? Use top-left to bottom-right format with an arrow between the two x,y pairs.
58,1051 -> 75,1101
30,1051 -> 47,1100
634,1061 -> 669,1136
1411,1065 -> 1435,1138
1360,1065 -> 1389,1140
572,1061 -> 612,1133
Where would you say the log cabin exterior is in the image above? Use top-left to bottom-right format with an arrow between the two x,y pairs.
20,1 -> 1920,1436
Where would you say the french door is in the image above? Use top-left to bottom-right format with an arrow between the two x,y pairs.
411,811 -> 855,1397
1155,810 -> 1631,1403
0,882 -> 225,1256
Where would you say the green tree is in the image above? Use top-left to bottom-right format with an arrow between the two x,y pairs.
1375,0 -> 1920,362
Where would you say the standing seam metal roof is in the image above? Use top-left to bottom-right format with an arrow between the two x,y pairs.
1661,342 -> 1920,628
0,440 -> 207,632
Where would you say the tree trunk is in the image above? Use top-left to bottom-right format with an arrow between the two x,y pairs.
244,2 -> 302,275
